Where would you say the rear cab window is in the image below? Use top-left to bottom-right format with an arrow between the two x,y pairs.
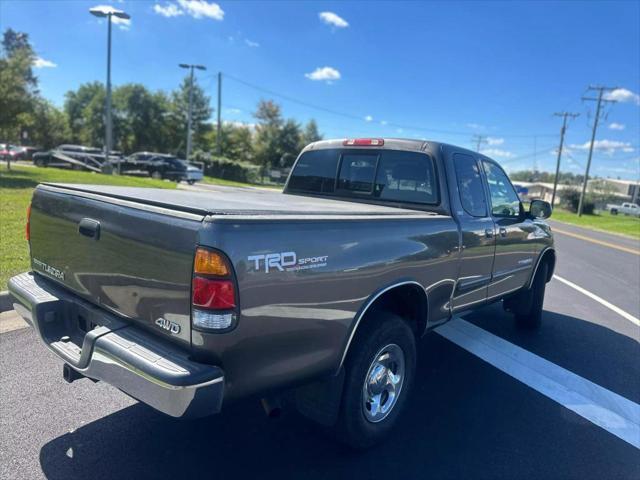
287,148 -> 438,206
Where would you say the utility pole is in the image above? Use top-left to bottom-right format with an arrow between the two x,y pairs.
178,63 -> 207,161
472,134 -> 487,152
577,85 -> 617,216
217,72 -> 222,157
551,112 -> 579,207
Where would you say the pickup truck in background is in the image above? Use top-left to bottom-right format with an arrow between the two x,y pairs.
605,202 -> 640,217
9,138 -> 555,449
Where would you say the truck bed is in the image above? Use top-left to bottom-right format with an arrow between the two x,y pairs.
44,183 -> 434,217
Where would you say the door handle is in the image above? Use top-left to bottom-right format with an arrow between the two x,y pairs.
484,228 -> 494,239
78,218 -> 100,240
499,227 -> 507,237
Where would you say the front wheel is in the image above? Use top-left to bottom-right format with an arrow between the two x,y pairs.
334,312 -> 416,450
505,261 -> 548,329
151,171 -> 162,180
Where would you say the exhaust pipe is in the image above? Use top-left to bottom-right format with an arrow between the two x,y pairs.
63,363 -> 84,383
261,396 -> 282,418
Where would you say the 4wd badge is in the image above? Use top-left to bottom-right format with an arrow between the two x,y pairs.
155,317 -> 181,335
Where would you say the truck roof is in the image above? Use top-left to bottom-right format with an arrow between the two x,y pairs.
302,138 -> 480,158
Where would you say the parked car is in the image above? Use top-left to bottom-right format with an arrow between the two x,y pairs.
117,152 -> 203,184
0,143 -> 20,163
605,202 -> 640,217
9,138 -> 555,449
32,144 -> 118,173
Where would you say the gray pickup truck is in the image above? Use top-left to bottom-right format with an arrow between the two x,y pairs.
9,138 -> 555,449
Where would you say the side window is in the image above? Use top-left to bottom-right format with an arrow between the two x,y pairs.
453,153 -> 487,217
337,154 -> 378,194
482,160 -> 521,217
374,151 -> 438,204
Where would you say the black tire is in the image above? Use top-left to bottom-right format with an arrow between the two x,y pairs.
151,170 -> 162,180
513,261 -> 548,329
187,179 -> 195,185
611,209 -> 618,215
334,312 -> 416,450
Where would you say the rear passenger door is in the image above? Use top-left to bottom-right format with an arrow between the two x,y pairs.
451,153 -> 495,311
481,159 -> 536,299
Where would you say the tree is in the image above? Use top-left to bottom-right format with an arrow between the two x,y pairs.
253,100 -> 285,170
301,119 -> 322,147
0,29 -> 37,142
64,82 -> 105,145
167,76 -> 212,157
205,122 -> 255,162
279,119 -> 302,167
27,98 -> 69,149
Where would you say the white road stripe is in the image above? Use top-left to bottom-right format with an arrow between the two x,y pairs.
553,275 -> 640,327
436,318 -> 640,449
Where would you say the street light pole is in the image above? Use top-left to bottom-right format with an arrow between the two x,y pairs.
89,5 -> 130,175
106,14 -> 113,172
179,64 -> 206,161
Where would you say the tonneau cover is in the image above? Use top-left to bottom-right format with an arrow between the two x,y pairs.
43,183 -> 434,216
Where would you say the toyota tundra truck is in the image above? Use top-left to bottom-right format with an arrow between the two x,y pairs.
8,138 -> 555,449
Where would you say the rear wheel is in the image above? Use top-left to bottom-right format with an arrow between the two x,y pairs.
334,312 -> 416,450
611,209 -> 618,215
151,170 -> 162,180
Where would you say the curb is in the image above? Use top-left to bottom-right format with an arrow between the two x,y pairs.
0,291 -> 14,313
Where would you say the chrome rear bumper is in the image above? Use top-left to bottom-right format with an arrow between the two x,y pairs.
8,272 -> 224,418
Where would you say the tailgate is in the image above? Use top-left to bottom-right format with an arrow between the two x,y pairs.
28,184 -> 203,346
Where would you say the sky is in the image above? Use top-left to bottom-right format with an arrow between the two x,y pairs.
1,0 -> 639,179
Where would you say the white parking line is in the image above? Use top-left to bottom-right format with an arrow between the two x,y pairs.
553,275 -> 640,327
436,318 -> 640,449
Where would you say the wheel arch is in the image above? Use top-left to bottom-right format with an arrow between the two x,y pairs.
336,280 -> 428,372
528,247 -> 556,288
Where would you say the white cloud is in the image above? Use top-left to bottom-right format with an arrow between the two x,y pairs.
364,115 -> 373,122
486,137 -> 504,146
481,148 -> 513,158
396,128 -> 404,134
154,3 -> 184,17
380,120 -> 388,126
224,108 -> 242,115
178,0 -> 224,20
305,66 -> 341,83
608,122 -> 625,131
319,11 -> 349,28
33,57 -> 56,68
604,88 -> 640,105
156,1 -> 223,20
569,139 -> 634,155
466,122 -> 485,130
244,39 -> 260,48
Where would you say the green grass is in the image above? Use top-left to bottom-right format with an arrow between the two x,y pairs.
0,165 -> 177,289
551,208 -> 640,240
201,175 -> 282,190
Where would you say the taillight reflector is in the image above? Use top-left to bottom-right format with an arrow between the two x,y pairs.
192,277 -> 236,310
26,204 -> 32,241
343,138 -> 384,147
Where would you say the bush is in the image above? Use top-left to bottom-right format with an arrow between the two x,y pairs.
562,187 -> 595,214
203,157 -> 261,184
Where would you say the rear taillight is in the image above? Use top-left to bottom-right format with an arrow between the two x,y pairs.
191,247 -> 237,331
343,138 -> 384,147
26,203 -> 32,241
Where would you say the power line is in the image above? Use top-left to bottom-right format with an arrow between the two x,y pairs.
472,134 -> 487,152
222,72 -> 558,139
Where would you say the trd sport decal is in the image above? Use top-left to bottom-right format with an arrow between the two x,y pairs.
248,251 -> 328,273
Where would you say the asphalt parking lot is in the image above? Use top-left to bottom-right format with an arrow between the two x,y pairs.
1,212 -> 638,479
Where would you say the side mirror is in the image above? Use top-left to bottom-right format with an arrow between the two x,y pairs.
530,199 -> 552,219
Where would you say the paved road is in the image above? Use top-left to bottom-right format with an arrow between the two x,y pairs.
1,218 -> 638,479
